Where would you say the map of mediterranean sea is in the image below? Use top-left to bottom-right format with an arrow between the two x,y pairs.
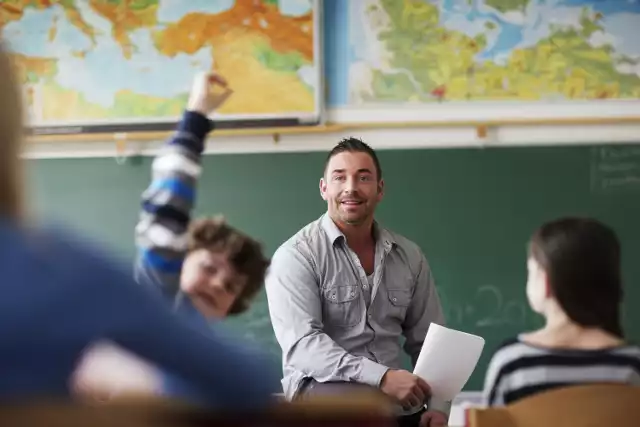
1,0 -> 319,133
349,0 -> 640,104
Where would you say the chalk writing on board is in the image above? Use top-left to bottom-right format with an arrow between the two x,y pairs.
591,146 -> 640,193
439,285 -> 530,329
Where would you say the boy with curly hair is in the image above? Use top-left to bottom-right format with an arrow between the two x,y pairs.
74,72 -> 272,400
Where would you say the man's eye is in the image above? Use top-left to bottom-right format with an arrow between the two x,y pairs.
333,176 -> 345,181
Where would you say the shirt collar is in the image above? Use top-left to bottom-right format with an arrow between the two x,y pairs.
320,213 -> 395,249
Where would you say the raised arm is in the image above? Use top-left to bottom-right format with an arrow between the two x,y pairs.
134,73 -> 231,299
265,243 -> 389,396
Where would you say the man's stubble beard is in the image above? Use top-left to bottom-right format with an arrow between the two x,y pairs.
340,206 -> 375,227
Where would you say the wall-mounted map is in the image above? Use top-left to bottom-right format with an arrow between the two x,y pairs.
2,0 -> 321,135
348,0 -> 640,120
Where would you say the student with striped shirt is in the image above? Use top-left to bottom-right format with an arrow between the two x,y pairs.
134,71 -> 270,321
483,217 -> 640,406
73,72 -> 273,400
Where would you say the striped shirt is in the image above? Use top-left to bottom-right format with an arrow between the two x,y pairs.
483,337 -> 640,406
134,110 -> 208,314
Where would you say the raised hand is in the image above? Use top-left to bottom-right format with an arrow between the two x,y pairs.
187,71 -> 233,115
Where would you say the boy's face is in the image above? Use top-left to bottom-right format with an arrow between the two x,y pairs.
180,249 -> 247,318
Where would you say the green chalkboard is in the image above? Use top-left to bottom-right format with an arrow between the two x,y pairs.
28,144 -> 640,391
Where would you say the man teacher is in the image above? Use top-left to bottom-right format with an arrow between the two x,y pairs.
266,138 -> 449,427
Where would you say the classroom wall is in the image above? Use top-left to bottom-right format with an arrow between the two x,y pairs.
28,144 -> 640,391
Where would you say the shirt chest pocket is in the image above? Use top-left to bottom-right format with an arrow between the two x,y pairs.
387,288 -> 412,322
322,285 -> 361,328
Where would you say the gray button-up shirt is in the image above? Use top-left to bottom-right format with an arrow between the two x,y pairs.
266,214 -> 445,401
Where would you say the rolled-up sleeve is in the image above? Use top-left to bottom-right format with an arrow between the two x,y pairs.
265,243 -> 389,392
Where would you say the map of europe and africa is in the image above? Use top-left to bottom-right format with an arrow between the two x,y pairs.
1,0 -> 639,132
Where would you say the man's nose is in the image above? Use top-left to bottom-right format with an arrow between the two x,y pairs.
344,177 -> 358,192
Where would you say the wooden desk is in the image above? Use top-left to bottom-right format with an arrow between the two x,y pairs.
0,392 -> 395,427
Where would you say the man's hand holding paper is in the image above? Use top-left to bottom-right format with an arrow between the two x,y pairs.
380,369 -> 431,409
411,323 -> 485,425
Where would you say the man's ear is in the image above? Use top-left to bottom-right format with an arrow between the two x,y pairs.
377,179 -> 385,199
319,177 -> 328,201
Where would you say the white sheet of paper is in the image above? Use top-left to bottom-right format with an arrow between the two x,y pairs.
413,323 -> 485,401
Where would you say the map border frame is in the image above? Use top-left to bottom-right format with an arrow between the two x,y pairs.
21,0 -> 324,136
343,0 -> 640,124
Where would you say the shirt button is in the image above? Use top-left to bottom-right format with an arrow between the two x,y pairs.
363,284 -> 368,289
350,292 -> 355,297
392,297 -> 397,302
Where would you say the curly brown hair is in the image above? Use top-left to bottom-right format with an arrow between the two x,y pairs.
187,216 -> 270,315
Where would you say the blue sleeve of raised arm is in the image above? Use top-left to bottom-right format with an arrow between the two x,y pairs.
134,111 -> 212,300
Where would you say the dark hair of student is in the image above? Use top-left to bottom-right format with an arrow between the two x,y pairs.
324,137 -> 383,180
528,217 -> 624,338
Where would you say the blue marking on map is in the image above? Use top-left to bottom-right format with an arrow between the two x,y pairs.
561,0 -> 640,14
3,1 -> 213,108
1,6 -> 92,57
157,0 -> 233,22
436,0 -> 640,62
280,0 -> 313,17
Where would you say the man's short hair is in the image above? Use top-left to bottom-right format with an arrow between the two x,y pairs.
187,216 -> 270,315
324,137 -> 382,180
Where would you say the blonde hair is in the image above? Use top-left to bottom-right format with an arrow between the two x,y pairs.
0,41 -> 25,220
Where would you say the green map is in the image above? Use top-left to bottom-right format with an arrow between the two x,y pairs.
349,0 -> 640,103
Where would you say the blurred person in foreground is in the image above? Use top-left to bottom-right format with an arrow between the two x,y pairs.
0,40 -> 279,409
